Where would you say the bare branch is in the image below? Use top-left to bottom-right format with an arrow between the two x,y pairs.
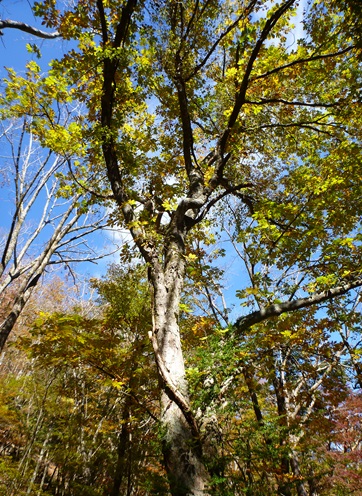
0,19 -> 60,39
0,120 -> 106,349
234,276 -> 362,333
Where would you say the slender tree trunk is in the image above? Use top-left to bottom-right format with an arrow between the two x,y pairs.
111,392 -> 132,496
273,370 -> 309,496
290,452 -> 308,496
243,365 -> 264,426
308,474 -> 319,496
26,431 -> 50,495
272,375 -> 292,496
339,333 -> 362,389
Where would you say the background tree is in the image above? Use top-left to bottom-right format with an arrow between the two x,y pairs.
0,265 -> 165,496
0,105 -> 107,350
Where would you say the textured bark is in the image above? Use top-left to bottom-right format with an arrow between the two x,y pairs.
272,368 -> 309,496
150,240 -> 210,495
161,399 -> 209,496
0,284 -> 36,351
235,275 -> 362,335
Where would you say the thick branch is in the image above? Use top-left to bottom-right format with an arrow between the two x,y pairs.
0,272 -> 41,351
234,276 -> 362,333
174,70 -> 195,181
0,19 -> 60,39
96,0 -> 109,43
114,0 -> 137,48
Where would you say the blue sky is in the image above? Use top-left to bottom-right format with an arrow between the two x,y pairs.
0,2 -> 117,283
0,1 -> 65,75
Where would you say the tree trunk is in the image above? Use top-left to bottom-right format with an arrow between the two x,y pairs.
111,376 -> 135,496
273,370 -> 308,496
243,365 -> 265,426
0,283 -> 37,351
111,408 -> 131,496
290,453 -> 308,496
150,239 -> 210,496
161,396 -> 209,496
272,375 -> 292,496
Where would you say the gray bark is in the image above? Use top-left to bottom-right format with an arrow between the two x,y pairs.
149,239 -> 210,495
0,121 -> 108,350
0,19 -> 59,38
234,276 -> 362,334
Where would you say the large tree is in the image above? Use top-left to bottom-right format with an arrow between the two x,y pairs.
1,0 -> 361,494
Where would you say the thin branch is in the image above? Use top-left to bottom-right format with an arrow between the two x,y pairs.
253,121 -> 338,137
47,250 -> 116,265
195,181 -> 252,223
182,0 -> 200,42
251,46 -> 355,82
185,0 -> 259,82
244,98 -> 342,108
67,159 -> 114,200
